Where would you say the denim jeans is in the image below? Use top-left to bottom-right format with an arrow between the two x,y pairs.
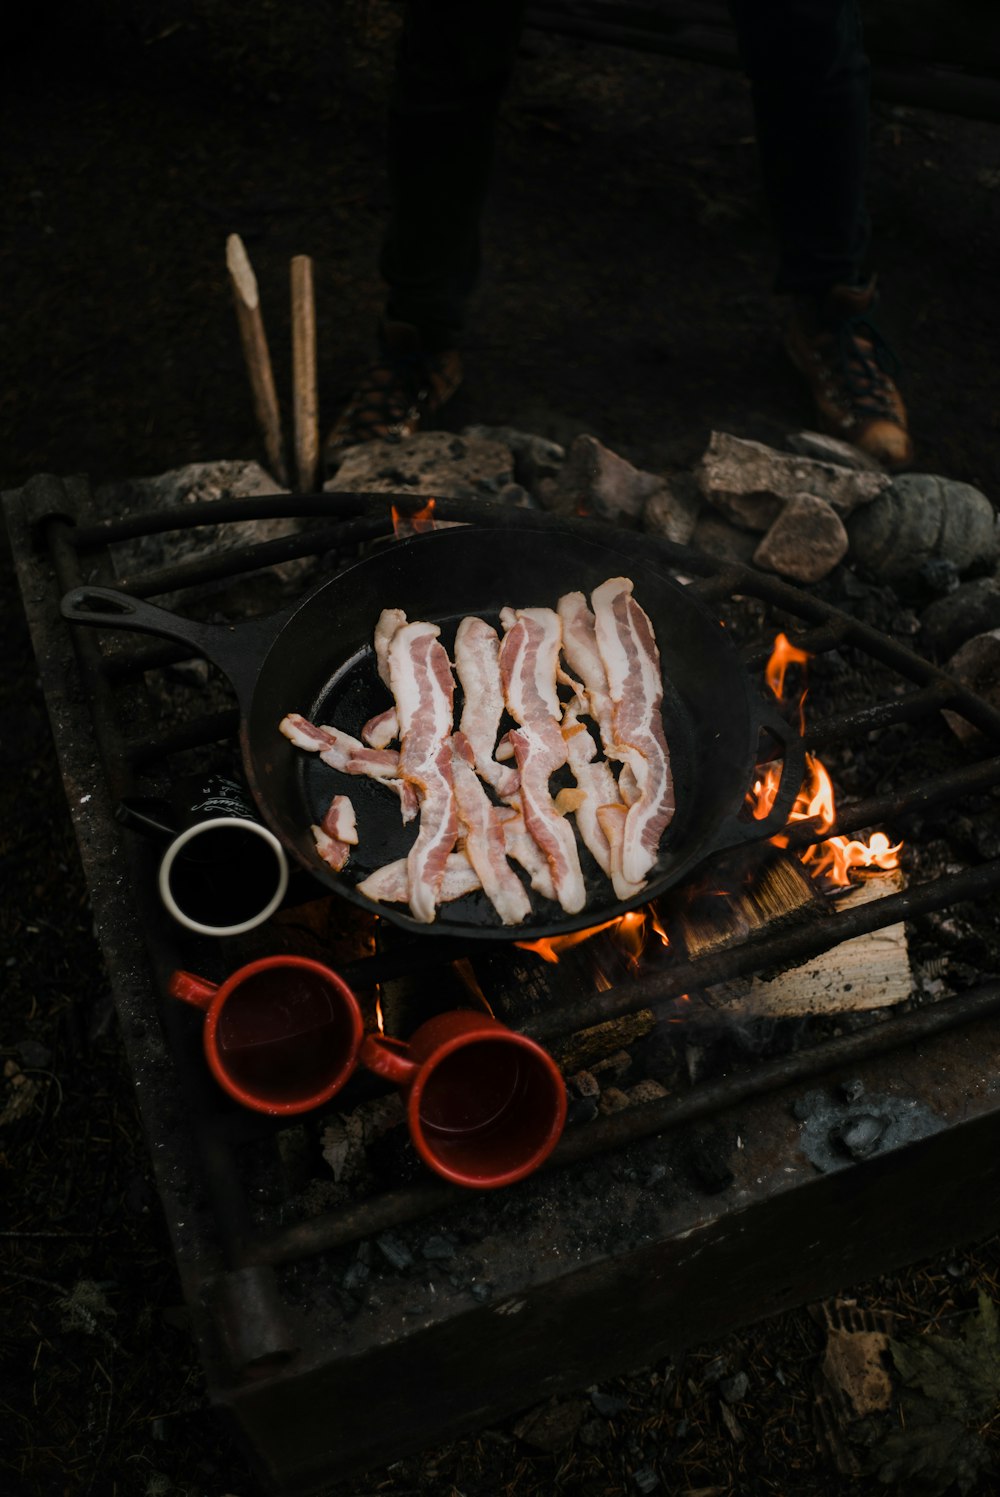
378,0 -> 870,345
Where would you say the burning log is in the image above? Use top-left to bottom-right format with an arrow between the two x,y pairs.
731,868 -> 911,1017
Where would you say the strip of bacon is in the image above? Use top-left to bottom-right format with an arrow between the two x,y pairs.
557,591 -> 616,753
496,808 -> 557,903
358,852 -> 481,905
451,732 -> 531,925
361,706 -> 399,749
374,608 -> 407,687
499,608 -> 585,914
562,694 -> 645,901
279,713 -> 418,822
388,621 -> 459,923
310,793 -> 358,872
453,616 -> 519,798
591,577 -> 675,885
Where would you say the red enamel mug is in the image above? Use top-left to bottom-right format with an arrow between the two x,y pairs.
168,956 -> 364,1116
361,1010 -> 568,1190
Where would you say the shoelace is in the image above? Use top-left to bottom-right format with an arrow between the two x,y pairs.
835,311 -> 902,416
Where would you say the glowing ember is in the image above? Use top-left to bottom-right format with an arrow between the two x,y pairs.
391,498 -> 437,538
753,632 -> 903,886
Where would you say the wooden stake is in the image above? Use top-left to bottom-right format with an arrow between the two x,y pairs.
290,255 -> 319,493
225,233 -> 288,486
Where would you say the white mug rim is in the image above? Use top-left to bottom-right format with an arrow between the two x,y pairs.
158,816 -> 290,937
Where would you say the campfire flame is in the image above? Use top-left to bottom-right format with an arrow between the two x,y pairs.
515,907 -> 669,968
391,498 -> 437,538
753,634 -> 902,887
375,990 -> 385,1034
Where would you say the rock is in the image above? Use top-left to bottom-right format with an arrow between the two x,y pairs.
570,1069 -> 600,1099
847,473 -> 999,588
97,460 -> 301,595
627,1078 -> 669,1105
590,1390 -> 629,1417
696,430 -> 888,531
551,434 -> 664,523
753,493 -> 849,583
920,575 -> 1000,658
641,472 -> 702,545
941,630 -> 1000,744
720,1371 -> 750,1404
462,424 -> 565,491
833,1113 -> 885,1160
785,429 -> 885,472
689,512 -> 759,565
324,431 -> 515,499
598,1086 -> 632,1115
513,1397 -> 587,1452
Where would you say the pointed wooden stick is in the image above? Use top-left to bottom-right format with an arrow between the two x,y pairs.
226,233 -> 288,486
290,254 -> 319,493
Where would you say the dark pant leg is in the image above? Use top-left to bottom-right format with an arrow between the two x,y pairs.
728,0 -> 871,293
379,0 -> 527,349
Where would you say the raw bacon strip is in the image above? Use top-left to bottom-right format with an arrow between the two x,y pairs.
453,616 -> 519,798
310,795 -> 357,872
557,591 -> 616,753
279,713 -> 418,822
361,706 -> 399,749
497,808 -> 557,904
499,609 -> 585,914
388,621 -> 459,923
591,577 -> 675,885
279,713 -> 397,778
451,732 -> 531,926
562,695 -> 645,901
358,853 -> 481,905
374,608 -> 407,687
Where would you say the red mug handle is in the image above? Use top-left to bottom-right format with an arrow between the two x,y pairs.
168,970 -> 218,1011
361,1033 -> 420,1087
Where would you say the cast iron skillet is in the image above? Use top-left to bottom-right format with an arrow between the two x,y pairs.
61,526 -> 805,941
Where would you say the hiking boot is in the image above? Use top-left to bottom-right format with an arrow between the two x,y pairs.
323,319 -> 463,470
784,278 -> 914,470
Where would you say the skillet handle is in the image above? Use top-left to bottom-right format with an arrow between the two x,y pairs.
704,690 -> 807,855
60,585 -> 286,708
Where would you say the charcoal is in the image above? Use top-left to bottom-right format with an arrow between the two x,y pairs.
421,1234 -> 457,1262
567,1096 -> 599,1126
470,1281 -> 493,1302
839,1078 -> 866,1103
376,1233 -> 415,1272
591,1390 -> 629,1417
632,1464 -> 660,1492
720,1371 -> 749,1404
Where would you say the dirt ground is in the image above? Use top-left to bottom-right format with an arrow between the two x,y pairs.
3,6 -> 1000,1496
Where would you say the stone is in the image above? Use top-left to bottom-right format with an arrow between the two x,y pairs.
462,424 -> 565,491
513,1397 -> 587,1452
551,434 -> 664,523
627,1078 -> 669,1105
785,429 -> 885,472
641,472 -> 702,545
689,512 -> 759,565
598,1086 -> 632,1115
96,460 -> 302,596
847,473 -> 999,588
753,493 -> 849,583
696,430 -> 888,532
921,575 -> 1000,658
324,431 -> 515,499
941,630 -> 1000,744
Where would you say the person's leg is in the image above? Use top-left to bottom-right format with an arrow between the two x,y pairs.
381,0 -> 527,350
729,0 -> 912,467
325,0 -> 525,461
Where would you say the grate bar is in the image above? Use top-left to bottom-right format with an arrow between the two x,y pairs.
241,979 -> 1000,1267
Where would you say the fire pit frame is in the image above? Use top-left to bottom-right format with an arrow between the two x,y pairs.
7,473 -> 1000,1496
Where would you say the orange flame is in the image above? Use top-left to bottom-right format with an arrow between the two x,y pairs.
767,631 -> 810,731
516,908 -> 670,968
391,498 -> 437,538
752,633 -> 902,886
751,751 -> 902,887
375,991 -> 385,1034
